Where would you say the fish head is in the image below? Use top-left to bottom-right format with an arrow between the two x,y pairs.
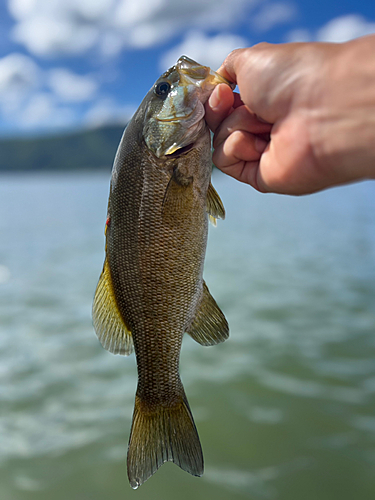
143,56 -> 235,158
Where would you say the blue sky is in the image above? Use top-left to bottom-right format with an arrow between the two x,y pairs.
0,0 -> 374,137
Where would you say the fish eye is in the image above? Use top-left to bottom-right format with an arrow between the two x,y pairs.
154,81 -> 171,98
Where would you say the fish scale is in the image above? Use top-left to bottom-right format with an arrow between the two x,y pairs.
92,56 -> 233,488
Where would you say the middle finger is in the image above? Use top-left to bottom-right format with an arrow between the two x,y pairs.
213,105 -> 272,149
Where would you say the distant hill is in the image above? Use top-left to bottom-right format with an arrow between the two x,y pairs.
0,124 -> 126,172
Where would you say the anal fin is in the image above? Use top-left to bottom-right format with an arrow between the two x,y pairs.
187,281 -> 229,346
92,259 -> 133,355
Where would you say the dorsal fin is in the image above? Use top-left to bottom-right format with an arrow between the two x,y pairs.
187,281 -> 229,346
92,259 -> 133,355
206,182 -> 225,224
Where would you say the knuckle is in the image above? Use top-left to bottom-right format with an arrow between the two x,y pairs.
224,48 -> 243,63
224,131 -> 243,157
251,42 -> 271,52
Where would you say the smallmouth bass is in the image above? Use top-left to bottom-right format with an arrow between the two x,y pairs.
92,56 -> 233,488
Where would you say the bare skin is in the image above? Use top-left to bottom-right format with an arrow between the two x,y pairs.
205,35 -> 375,195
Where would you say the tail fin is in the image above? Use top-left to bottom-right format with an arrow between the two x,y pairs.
127,395 -> 203,488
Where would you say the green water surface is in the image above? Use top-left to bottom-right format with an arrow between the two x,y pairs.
0,172 -> 374,499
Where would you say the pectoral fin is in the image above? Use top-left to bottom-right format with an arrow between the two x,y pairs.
92,259 -> 133,355
206,182 -> 225,226
162,167 -> 193,215
187,281 -> 229,346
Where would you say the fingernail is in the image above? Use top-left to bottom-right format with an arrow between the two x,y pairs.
255,136 -> 268,154
208,87 -> 221,110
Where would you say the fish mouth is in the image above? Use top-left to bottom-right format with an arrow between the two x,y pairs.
156,108 -> 194,123
176,56 -> 235,90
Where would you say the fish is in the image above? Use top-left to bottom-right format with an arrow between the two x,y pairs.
92,56 -> 233,489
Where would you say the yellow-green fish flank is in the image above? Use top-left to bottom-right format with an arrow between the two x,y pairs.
92,56 -> 233,489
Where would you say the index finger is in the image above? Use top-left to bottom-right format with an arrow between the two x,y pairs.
204,83 -> 234,133
215,48 -> 245,85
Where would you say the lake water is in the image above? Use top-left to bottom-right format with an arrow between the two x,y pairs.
0,171 -> 375,500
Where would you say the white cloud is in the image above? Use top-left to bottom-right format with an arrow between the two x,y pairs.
0,53 -> 99,113
317,14 -> 375,43
18,92 -> 76,129
0,53 -> 97,131
112,0 -> 257,32
9,0 -> 112,22
284,28 -> 311,43
20,92 -> 55,126
12,16 -> 98,57
8,0 -> 36,19
284,14 -> 375,44
73,0 -> 114,21
9,0 -> 108,56
160,31 -> 250,72
99,32 -> 125,57
251,2 -> 297,32
127,22 -> 176,49
114,0 -> 165,27
0,52 -> 40,94
48,68 -> 98,102
84,97 -> 136,127
8,0 -> 258,57
0,52 -> 41,117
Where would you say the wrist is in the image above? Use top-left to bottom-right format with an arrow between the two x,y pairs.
308,36 -> 375,185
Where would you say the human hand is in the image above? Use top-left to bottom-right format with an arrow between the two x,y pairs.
205,37 -> 375,195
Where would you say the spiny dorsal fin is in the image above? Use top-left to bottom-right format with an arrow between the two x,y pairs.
187,281 -> 229,346
92,259 -> 133,355
206,182 -> 225,224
